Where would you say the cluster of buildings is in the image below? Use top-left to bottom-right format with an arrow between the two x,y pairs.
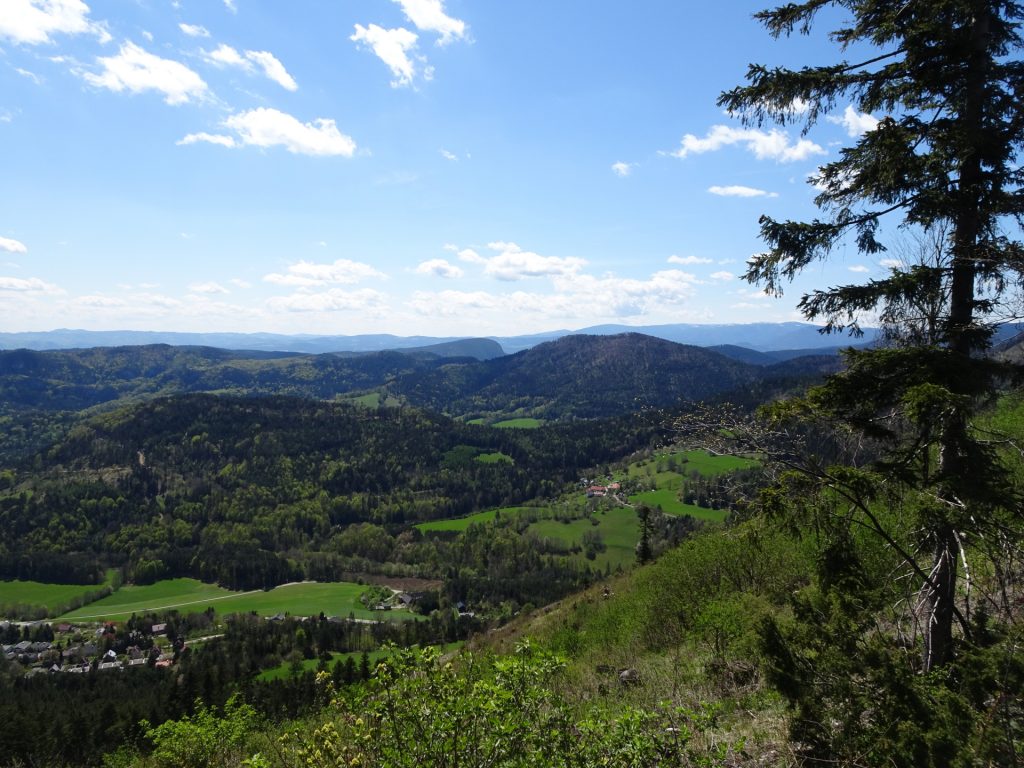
585,482 -> 621,498
2,620 -> 176,676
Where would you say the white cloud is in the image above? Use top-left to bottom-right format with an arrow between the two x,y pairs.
15,67 -> 43,84
671,125 -> 825,163
0,276 -> 62,294
244,50 -> 297,91
267,288 -> 388,314
189,281 -> 229,294
439,148 -> 458,161
206,42 -> 248,68
708,184 -> 778,198
710,271 -> 735,281
0,237 -> 28,254
230,278 -> 252,288
223,0 -> 237,13
263,259 -> 385,287
73,294 -> 126,308
218,108 -> 356,156
350,24 -> 419,87
611,161 -> 633,177
392,0 -> 467,45
409,289 -> 501,317
179,22 -> 209,38
483,241 -> 585,281
0,0 -> 108,45
177,132 -> 236,148
408,262 -> 711,325
848,265 -> 870,273
553,269 -> 700,316
456,248 -> 485,264
827,105 -> 879,137
879,258 -> 901,268
203,45 -> 296,90
786,98 -> 810,115
667,254 -> 712,265
84,42 -> 209,105
415,258 -> 463,279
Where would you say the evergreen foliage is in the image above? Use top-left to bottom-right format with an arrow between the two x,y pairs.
713,1 -> 1024,762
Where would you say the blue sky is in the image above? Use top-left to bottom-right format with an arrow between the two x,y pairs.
0,0 -> 894,336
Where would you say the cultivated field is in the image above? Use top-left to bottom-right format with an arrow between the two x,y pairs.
0,569 -> 119,618
1,580 -> 108,614
57,579 -> 410,622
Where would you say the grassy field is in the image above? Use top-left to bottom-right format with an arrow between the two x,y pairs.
58,580 -> 412,622
675,450 -> 758,475
628,489 -> 728,522
349,392 -> 381,407
475,451 -> 513,464
0,569 -> 119,617
1,580 -> 108,614
416,506 -> 540,533
625,450 -> 757,480
493,418 -> 544,428
622,449 -> 754,522
529,509 -> 640,571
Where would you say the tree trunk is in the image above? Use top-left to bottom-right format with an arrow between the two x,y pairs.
922,525 -> 959,671
922,0 -> 991,672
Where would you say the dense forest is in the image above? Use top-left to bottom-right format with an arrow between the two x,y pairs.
0,393 -> 669,592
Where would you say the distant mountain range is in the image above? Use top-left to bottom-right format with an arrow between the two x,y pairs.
0,333 -> 840,425
0,322 -> 874,357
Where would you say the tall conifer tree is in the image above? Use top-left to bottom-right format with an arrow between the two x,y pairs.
720,1 -> 1024,670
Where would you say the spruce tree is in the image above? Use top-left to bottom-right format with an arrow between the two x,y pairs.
720,0 -> 1024,672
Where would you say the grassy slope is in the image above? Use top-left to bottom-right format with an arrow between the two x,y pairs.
1,581 -> 106,612
415,506 -> 538,533
0,569 -> 118,615
475,518 -> 814,761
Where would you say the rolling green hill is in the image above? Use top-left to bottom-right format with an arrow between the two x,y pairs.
388,333 -> 762,420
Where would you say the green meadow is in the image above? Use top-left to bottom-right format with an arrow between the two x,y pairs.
627,489 -> 728,522
493,418 -> 544,428
475,451 -> 513,464
0,569 -> 119,617
416,506 -> 539,533
528,508 -> 640,570
623,449 -> 755,521
58,580 -> 410,622
1,581 -> 107,614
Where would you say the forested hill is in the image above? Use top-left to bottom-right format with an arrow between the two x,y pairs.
0,393 -> 664,588
387,333 -> 762,419
0,344 -> 443,413
0,334 -> 834,426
